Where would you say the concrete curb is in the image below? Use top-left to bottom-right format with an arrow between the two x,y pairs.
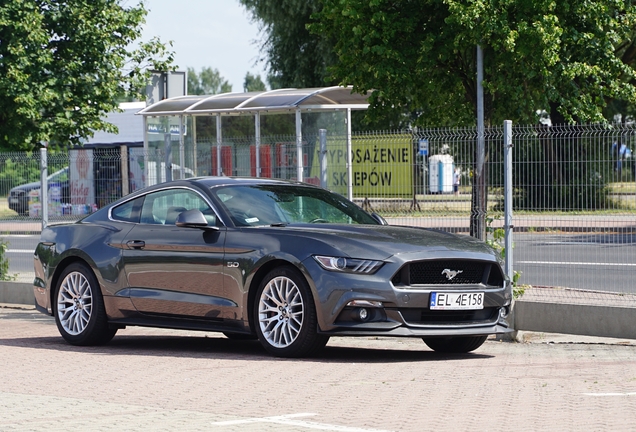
514,300 -> 636,340
0,282 -> 34,306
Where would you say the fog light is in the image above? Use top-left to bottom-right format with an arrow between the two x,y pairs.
499,306 -> 509,318
358,308 -> 369,321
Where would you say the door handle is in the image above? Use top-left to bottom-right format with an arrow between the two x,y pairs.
126,240 -> 145,249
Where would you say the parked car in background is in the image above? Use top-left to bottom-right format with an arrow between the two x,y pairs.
33,177 -> 512,358
8,168 -> 70,216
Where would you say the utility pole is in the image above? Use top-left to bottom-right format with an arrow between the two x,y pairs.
471,44 -> 487,240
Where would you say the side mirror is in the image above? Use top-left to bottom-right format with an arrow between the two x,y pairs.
175,209 -> 219,230
371,212 -> 388,225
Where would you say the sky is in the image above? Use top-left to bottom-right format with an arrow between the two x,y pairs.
141,0 -> 268,93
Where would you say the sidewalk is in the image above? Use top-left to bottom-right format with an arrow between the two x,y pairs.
1,304 -> 635,432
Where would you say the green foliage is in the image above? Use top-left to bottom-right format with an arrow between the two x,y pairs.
0,0 -> 174,151
239,0 -> 337,88
312,0 -> 636,126
0,239 -> 16,281
187,67 -> 232,95
0,157 -> 40,196
244,72 -> 267,92
266,73 -> 284,90
485,216 -> 525,299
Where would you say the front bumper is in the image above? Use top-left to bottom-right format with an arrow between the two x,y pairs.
319,322 -> 513,337
303,254 -> 512,338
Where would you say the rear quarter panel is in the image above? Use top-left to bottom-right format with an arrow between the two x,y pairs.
34,221 -> 134,313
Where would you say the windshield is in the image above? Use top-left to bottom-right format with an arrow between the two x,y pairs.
212,184 -> 378,227
48,167 -> 68,182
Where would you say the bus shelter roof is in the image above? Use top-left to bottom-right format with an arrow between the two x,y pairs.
137,86 -> 370,117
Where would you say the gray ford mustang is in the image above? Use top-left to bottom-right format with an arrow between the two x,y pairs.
33,177 -> 512,357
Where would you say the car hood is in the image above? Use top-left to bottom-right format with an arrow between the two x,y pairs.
272,224 -> 497,261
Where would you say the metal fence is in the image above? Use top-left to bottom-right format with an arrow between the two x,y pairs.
0,124 -> 634,308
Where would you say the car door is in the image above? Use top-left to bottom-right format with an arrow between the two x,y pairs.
121,187 -> 235,320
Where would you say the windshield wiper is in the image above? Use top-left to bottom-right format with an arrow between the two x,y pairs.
270,222 -> 287,227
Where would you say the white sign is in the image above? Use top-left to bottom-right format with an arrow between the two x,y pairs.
69,149 -> 95,214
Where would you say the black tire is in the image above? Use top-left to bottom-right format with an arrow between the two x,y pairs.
223,332 -> 258,341
423,335 -> 488,353
253,266 -> 329,358
53,262 -> 117,346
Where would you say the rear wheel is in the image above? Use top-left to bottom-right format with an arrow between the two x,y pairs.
423,335 -> 488,353
54,262 -> 117,346
254,266 -> 329,357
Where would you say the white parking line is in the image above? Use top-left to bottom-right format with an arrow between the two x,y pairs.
517,261 -> 636,267
210,413 -> 394,431
583,392 -> 636,397
6,250 -> 34,254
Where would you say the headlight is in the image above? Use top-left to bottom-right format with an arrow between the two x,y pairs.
313,255 -> 384,274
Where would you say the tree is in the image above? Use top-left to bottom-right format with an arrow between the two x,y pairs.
312,0 -> 636,126
244,72 -> 267,92
266,73 -> 284,90
239,0 -> 337,88
187,67 -> 232,95
0,0 -> 174,151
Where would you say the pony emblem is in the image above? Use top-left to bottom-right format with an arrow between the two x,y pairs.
442,269 -> 463,281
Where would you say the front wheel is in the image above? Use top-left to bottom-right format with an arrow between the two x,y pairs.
54,262 -> 117,346
254,266 -> 329,357
423,335 -> 488,353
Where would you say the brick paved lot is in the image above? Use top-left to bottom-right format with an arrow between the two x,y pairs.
1,304 -> 635,432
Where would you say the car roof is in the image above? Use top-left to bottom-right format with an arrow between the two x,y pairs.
189,176 -> 309,188
101,176 -> 322,211
112,176 -> 318,203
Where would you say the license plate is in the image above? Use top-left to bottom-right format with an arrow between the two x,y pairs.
9,198 -> 19,204
430,292 -> 484,310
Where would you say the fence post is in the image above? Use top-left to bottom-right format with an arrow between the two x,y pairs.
346,108 -> 353,200
216,115 -> 222,175
179,115 -> 185,180
255,112 -> 261,178
319,129 -> 328,188
504,120 -> 513,283
120,145 -> 129,196
40,145 -> 48,230
295,109 -> 303,182
164,132 -> 172,183
143,115 -> 149,187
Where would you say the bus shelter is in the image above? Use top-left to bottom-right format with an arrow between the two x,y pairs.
137,86 -> 370,199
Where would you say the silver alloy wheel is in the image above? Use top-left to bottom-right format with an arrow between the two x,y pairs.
57,271 -> 93,336
258,275 -> 304,348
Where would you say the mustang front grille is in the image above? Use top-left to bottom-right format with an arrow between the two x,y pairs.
391,260 -> 505,287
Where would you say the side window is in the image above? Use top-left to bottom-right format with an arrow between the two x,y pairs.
139,189 -> 216,225
111,196 -> 143,223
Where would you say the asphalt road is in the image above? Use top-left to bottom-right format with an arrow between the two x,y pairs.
514,232 -> 636,292
3,235 -> 38,282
